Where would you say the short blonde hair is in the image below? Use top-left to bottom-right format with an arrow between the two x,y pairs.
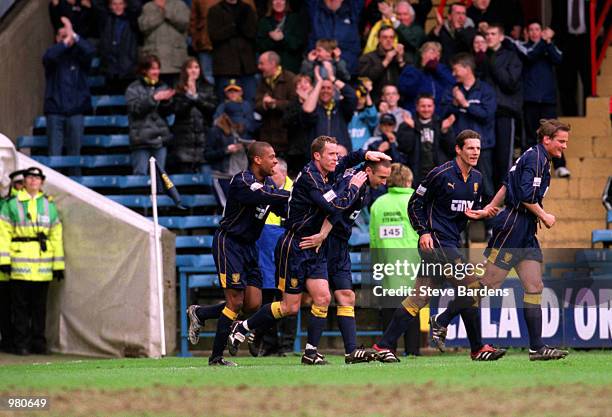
387,163 -> 413,188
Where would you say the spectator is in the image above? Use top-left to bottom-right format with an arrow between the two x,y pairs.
428,3 -> 476,65
467,0 -> 502,35
255,51 -> 297,157
392,1 -> 425,64
208,0 -> 258,104
397,41 -> 455,117
49,0 -> 96,39
398,93 -> 455,185
205,106 -> 249,209
0,167 -> 65,356
300,39 -> 351,83
348,78 -> 378,151
482,23 -> 522,191
551,0 -> 591,116
362,113 -> 407,163
359,25 -> 408,103
125,54 -> 175,175
472,33 -> 487,79
213,80 -> 258,139
190,0 -> 256,85
253,158 -> 297,356
368,163 -> 420,355
300,66 -> 357,151
282,74 -> 314,175
378,84 -> 411,132
468,0 -> 524,40
440,52 -> 496,200
306,0 -> 362,76
43,17 -> 95,177
138,0 -> 190,86
362,1 -> 424,61
513,20 -> 569,177
0,170 -> 25,354
362,0 -> 432,32
256,0 -> 306,74
169,58 -> 217,174
92,0 -> 142,94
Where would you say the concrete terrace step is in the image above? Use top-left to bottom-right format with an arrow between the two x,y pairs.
538,219 -> 604,245
563,135 -> 612,158
544,198 -> 606,220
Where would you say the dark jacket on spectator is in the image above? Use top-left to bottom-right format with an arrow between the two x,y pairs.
255,69 -> 297,153
478,42 -> 523,117
43,38 -> 95,116
515,39 -> 563,104
397,62 -> 455,116
300,84 -> 357,151
306,0 -> 363,75
427,22 -> 476,65
93,0 -> 142,80
440,79 -> 497,149
170,82 -> 216,165
138,0 -> 190,74
396,117 -> 454,184
358,45 -> 410,102
208,0 -> 258,77
396,23 -> 426,64
282,98 -> 311,167
204,124 -> 247,174
256,13 -> 306,74
49,0 -> 96,38
125,78 -> 174,149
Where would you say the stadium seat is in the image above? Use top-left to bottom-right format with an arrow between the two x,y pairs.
175,235 -> 214,249
85,154 -> 131,167
91,95 -> 126,108
71,176 -> 120,188
592,230 -> 612,248
107,194 -> 216,209
34,115 -> 129,129
30,156 -> 84,168
17,135 -> 130,149
156,215 -> 221,229
176,254 -> 215,268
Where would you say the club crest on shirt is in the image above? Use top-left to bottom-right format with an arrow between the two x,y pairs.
474,183 -> 479,193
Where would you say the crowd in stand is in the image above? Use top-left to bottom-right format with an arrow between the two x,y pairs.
41,0 -> 595,200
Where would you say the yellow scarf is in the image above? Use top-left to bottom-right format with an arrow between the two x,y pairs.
265,66 -> 283,89
323,100 -> 335,117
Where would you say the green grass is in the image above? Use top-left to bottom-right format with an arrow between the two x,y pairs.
1,350 -> 611,392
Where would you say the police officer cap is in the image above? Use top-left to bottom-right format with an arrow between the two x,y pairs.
8,169 -> 25,182
23,167 -> 45,179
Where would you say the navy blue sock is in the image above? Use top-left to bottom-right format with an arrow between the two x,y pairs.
523,293 -> 544,350
378,307 -> 417,349
211,306 -> 237,359
437,295 -> 472,327
460,307 -> 483,353
243,302 -> 283,333
337,306 -> 356,354
196,302 -> 225,323
306,305 -> 328,350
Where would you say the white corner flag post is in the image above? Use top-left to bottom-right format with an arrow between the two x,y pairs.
149,157 -> 166,357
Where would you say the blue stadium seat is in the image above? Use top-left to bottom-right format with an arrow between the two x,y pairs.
91,95 -> 126,108
188,274 -> 218,289
175,235 -> 214,249
591,230 -> 612,247
84,154 -> 131,167
176,254 -> 215,268
17,135 -> 130,149
71,176 -> 120,188
107,194 -> 216,208
30,156 -> 85,168
91,57 -> 100,68
348,228 -> 370,246
34,115 -> 129,129
608,210 -> 612,224
156,215 -> 221,229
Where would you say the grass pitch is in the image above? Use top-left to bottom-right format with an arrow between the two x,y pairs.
0,350 -> 611,417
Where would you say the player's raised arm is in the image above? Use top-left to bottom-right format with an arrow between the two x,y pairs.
306,170 -> 367,214
231,172 -> 290,205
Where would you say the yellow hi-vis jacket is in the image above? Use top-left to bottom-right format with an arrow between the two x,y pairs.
0,190 -> 64,282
